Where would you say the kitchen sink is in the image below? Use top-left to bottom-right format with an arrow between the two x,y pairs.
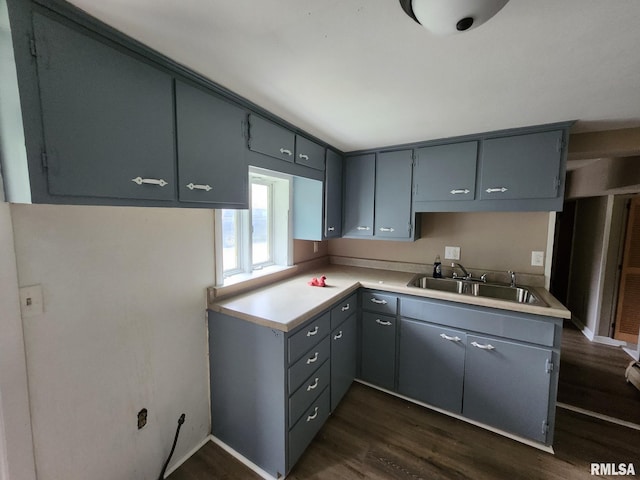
407,275 -> 548,307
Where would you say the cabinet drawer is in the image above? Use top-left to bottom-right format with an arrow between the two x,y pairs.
330,293 -> 357,330
288,388 -> 330,471
248,114 -> 295,162
288,360 -> 330,425
362,291 -> 398,315
288,336 -> 330,394
295,136 -> 325,170
288,312 -> 330,364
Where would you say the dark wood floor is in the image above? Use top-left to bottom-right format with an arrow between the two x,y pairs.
169,322 -> 640,480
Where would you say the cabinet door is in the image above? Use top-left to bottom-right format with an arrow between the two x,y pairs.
398,319 -> 466,413
479,130 -> 563,200
295,136 -> 325,170
463,334 -> 553,443
34,13 -> 176,201
343,154 -> 375,237
248,114 -> 295,162
331,315 -> 357,410
375,150 -> 414,239
414,142 -> 478,201
324,149 -> 343,238
176,80 -> 247,206
360,312 -> 396,390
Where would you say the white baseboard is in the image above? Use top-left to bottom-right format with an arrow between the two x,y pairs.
209,435 -> 278,480
623,347 -> 640,361
571,316 -> 630,347
163,435 -> 213,478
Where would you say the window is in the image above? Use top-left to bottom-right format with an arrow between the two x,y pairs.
216,168 -> 292,284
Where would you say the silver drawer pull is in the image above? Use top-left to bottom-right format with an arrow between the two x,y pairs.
131,177 -> 167,187
376,319 -> 392,326
471,341 -> 495,350
370,298 -> 387,305
341,304 -> 350,312
298,153 -> 309,160
327,226 -> 335,232
306,352 -> 319,364
440,333 -> 461,342
306,326 -> 319,337
306,378 -> 319,391
356,226 -> 370,231
379,227 -> 395,232
279,148 -> 293,156
485,187 -> 508,193
450,188 -> 470,195
186,182 -> 212,191
306,407 -> 319,422
334,331 -> 343,340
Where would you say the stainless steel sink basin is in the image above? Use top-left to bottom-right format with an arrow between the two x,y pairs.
407,275 -> 548,307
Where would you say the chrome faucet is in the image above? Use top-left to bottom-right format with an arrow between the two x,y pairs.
451,262 -> 471,280
508,270 -> 516,287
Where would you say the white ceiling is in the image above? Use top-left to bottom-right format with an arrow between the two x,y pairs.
67,0 -> 640,152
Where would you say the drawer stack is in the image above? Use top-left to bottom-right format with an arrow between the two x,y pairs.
287,312 -> 331,470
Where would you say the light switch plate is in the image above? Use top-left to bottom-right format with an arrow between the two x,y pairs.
445,246 -> 461,260
531,251 -> 544,267
19,284 -> 44,318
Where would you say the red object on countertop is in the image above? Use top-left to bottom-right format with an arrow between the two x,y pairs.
308,275 -> 327,287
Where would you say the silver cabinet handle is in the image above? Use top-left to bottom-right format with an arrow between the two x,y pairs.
485,187 -> 508,193
376,318 -> 392,326
186,183 -> 212,191
279,148 -> 292,156
356,226 -> 370,231
440,333 -> 461,342
131,177 -> 167,187
471,341 -> 495,350
306,407 -> 319,422
341,304 -> 350,312
306,352 -> 319,364
298,153 -> 309,161
370,298 -> 387,305
334,331 -> 343,340
306,326 -> 319,337
379,227 -> 395,232
450,189 -> 470,195
306,378 -> 319,391
327,226 -> 335,232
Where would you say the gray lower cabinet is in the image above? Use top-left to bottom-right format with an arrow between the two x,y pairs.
463,334 -> 553,443
33,12 -> 176,201
360,311 -> 397,391
324,149 -> 343,238
398,319 -> 466,413
175,80 -> 247,207
331,314 -> 357,410
343,153 -> 376,237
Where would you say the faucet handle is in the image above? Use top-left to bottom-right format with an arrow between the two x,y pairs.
480,273 -> 488,283
508,270 -> 516,287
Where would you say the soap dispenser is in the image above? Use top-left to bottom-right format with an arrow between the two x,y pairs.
433,255 -> 442,278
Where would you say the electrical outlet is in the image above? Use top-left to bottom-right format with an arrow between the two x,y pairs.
445,246 -> 461,260
19,285 -> 44,318
531,251 -> 544,267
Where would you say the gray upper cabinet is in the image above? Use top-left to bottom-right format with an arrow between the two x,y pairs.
479,130 -> 564,201
247,114 -> 296,162
175,80 -> 247,207
375,150 -> 414,239
33,12 -> 176,201
295,136 -> 325,170
324,149 -> 343,238
343,153 -> 375,237
413,142 -> 478,202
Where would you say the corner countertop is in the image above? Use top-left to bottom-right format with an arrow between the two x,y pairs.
208,265 -> 571,333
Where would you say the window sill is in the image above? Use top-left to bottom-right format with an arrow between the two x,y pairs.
209,265 -> 297,302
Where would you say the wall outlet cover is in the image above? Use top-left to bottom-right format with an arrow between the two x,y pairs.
531,251 -> 544,267
445,246 -> 461,260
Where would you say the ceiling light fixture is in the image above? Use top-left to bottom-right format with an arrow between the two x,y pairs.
399,0 -> 509,35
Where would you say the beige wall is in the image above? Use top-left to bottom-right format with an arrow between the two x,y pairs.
328,211 -> 550,277
10,204 -> 213,480
293,239 -> 328,264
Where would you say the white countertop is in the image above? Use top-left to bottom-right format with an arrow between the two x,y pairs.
208,265 -> 571,332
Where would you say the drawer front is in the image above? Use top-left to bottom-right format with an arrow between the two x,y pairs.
362,290 -> 398,315
248,114 -> 295,162
288,336 -> 330,394
289,360 -> 330,425
295,136 -> 325,170
330,292 -> 357,330
288,387 -> 330,471
288,312 -> 331,364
